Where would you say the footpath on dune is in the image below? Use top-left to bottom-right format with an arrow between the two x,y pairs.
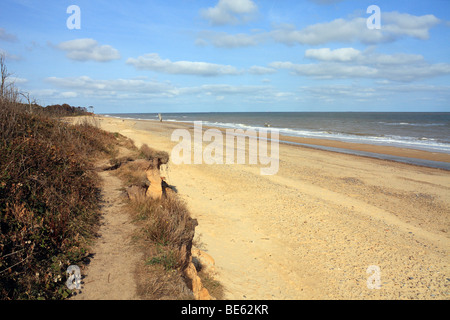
70,167 -> 142,300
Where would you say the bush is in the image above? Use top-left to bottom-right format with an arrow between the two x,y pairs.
0,102 -> 117,299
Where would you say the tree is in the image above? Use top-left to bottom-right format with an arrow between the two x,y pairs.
0,53 -> 20,104
0,53 -> 11,101
19,91 -> 35,114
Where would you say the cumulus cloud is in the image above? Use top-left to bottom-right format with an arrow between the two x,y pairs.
271,12 -> 440,45
271,49 -> 450,82
299,83 -> 450,105
305,48 -> 361,62
126,53 -> 241,76
55,38 -> 120,62
44,76 -> 176,99
4,76 -> 28,86
300,85 -> 378,101
200,0 -> 258,25
382,12 -> 441,40
271,61 -> 378,79
182,84 -> 268,95
304,47 -> 425,65
198,11 -> 441,48
176,83 -> 291,103
196,31 -> 265,48
42,75 -> 290,103
60,91 -> 78,98
248,66 -> 277,75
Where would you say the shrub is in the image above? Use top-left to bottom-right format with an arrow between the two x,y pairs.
0,102 -> 117,299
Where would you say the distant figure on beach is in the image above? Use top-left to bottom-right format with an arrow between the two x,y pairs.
264,122 -> 271,127
158,113 -> 162,122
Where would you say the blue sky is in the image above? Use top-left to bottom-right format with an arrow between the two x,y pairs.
1,0 -> 449,113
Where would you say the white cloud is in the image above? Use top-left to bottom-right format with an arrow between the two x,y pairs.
382,12 -> 441,40
55,38 -> 120,62
196,31 -> 264,48
365,52 -> 424,66
270,19 -> 380,45
271,49 -> 450,82
305,48 -> 361,62
271,61 -> 378,79
299,83 -> 450,105
301,85 -> 377,100
60,91 -> 78,98
29,89 -> 58,98
178,83 -> 294,103
198,11 -> 441,48
45,76 -> 176,98
380,84 -> 450,94
380,63 -> 450,82
305,47 -> 425,65
248,66 -> 277,75
177,84 -> 267,96
271,12 -> 440,46
42,75 -> 293,104
126,53 -> 241,76
6,76 -> 28,85
200,0 -> 258,25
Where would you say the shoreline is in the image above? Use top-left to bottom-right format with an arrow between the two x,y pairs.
103,116 -> 450,170
88,115 -> 449,300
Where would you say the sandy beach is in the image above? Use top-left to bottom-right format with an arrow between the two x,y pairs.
91,116 -> 449,300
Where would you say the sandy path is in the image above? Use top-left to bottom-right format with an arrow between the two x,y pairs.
95,117 -> 449,300
70,169 -> 141,300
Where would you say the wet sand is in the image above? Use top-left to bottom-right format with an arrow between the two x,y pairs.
88,116 -> 449,299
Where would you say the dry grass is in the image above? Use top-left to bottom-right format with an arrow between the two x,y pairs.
121,186 -> 199,300
114,159 -> 151,187
198,271 -> 225,300
111,144 -> 227,300
134,258 -> 193,300
139,144 -> 169,165
127,195 -> 197,270
109,134 -> 228,300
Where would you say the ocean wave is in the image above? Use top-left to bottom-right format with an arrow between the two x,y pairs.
101,114 -> 450,154
378,121 -> 445,127
219,123 -> 450,153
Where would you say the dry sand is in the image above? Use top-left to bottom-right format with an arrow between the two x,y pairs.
70,168 -> 142,300
89,116 -> 449,300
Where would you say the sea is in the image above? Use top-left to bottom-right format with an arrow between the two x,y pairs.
103,112 -> 450,169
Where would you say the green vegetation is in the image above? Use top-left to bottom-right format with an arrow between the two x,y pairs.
0,56 -> 222,300
113,146 -> 199,299
0,57 -> 117,299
